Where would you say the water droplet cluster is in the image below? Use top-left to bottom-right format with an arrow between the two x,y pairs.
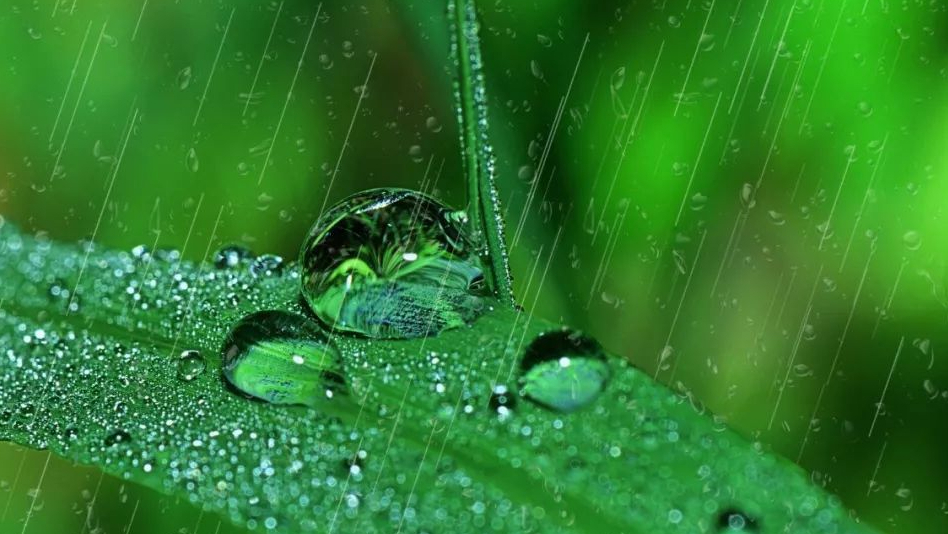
0,221 -> 879,534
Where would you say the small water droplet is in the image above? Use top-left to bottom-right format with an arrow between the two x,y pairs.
104,430 -> 132,447
299,189 -> 487,339
250,254 -> 284,277
408,145 -> 424,163
185,147 -> 199,173
176,66 -> 193,90
221,311 -> 345,406
518,329 -> 610,413
425,116 -> 442,132
690,193 -> 708,211
214,245 -> 254,269
176,350 -> 206,382
903,230 -> 921,250
537,34 -> 552,47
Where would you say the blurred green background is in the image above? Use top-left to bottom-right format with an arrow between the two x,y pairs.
2,0 -> 946,532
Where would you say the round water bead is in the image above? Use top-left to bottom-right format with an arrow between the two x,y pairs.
176,349 -> 207,382
299,188 -> 487,339
518,329 -> 610,413
221,310 -> 345,406
214,244 -> 254,269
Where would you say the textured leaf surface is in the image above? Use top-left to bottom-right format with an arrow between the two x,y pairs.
0,222 -> 884,533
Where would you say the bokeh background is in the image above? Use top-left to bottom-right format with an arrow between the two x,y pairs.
2,0 -> 947,532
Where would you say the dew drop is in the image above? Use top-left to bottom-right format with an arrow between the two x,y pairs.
176,350 -> 206,382
518,329 -> 610,413
425,116 -> 442,132
185,146 -> 199,173
176,66 -> 193,90
214,245 -> 254,269
299,188 -> 487,339
104,430 -> 132,448
221,311 -> 345,406
408,145 -> 424,163
250,254 -> 284,277
903,230 -> 921,251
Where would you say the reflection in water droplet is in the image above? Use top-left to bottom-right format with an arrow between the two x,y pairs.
221,311 -> 344,406
300,189 -> 487,339
518,330 -> 610,413
176,350 -> 206,382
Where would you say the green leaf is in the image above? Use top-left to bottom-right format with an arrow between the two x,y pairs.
0,221 -> 881,533
450,0 -> 515,305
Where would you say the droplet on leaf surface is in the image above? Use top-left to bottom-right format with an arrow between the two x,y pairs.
299,188 -> 487,339
176,350 -> 206,382
221,310 -> 345,406
518,329 -> 610,413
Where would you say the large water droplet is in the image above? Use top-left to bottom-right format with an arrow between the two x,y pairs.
299,188 -> 487,339
518,329 -> 610,413
221,311 -> 344,406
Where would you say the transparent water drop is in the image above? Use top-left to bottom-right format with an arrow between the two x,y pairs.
250,254 -> 284,277
903,230 -> 921,250
185,147 -> 199,173
690,193 -> 708,211
518,329 -> 610,413
176,350 -> 206,382
176,66 -> 193,90
425,116 -> 442,132
408,145 -> 424,163
221,310 -> 344,406
104,430 -> 132,448
488,384 -> 516,419
214,245 -> 254,269
299,188 -> 487,339
536,34 -> 552,47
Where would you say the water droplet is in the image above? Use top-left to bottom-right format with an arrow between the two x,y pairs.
690,193 -> 708,211
667,16 -> 681,28
300,189 -> 487,339
903,230 -> 921,250
176,66 -> 193,90
408,145 -> 424,163
221,311 -> 344,406
425,116 -> 442,132
250,254 -> 284,277
342,40 -> 355,59
104,430 -> 132,447
488,384 -> 516,418
740,183 -> 756,209
536,34 -> 552,47
767,210 -> 786,225
176,350 -> 206,382
214,245 -> 254,269
518,329 -> 610,413
185,147 -> 199,173
717,509 -> 756,531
